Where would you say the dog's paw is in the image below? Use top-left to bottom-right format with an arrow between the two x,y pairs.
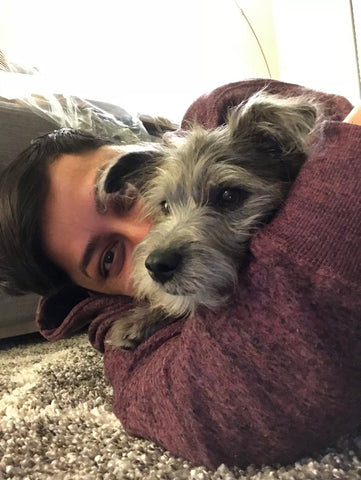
106,307 -> 180,350
106,316 -> 146,350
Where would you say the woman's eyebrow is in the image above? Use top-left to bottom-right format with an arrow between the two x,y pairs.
79,235 -> 101,277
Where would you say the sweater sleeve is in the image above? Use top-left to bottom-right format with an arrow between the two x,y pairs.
103,120 -> 361,469
251,120 -> 361,289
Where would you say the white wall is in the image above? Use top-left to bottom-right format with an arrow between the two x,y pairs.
0,0 -> 359,122
0,0 -> 278,122
272,0 -> 360,104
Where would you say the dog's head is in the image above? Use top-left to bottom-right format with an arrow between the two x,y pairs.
102,92 -> 319,316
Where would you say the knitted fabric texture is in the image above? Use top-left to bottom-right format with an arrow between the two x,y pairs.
36,79 -> 361,469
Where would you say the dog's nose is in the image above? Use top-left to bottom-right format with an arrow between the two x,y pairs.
145,249 -> 182,284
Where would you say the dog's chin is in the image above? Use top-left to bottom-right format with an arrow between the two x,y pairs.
134,274 -> 235,318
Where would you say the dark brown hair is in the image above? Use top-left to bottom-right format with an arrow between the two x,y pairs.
0,128 -> 115,296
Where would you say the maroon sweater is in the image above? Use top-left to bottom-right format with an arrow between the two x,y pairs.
36,79 -> 361,469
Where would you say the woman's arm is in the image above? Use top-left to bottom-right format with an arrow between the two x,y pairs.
344,104 -> 361,124
103,119 -> 361,469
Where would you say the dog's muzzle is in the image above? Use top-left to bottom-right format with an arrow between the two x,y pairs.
145,249 -> 182,284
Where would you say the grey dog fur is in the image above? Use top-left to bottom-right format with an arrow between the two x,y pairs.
97,92 -> 320,349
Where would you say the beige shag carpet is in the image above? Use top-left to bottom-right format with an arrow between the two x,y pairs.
1,333 -> 361,480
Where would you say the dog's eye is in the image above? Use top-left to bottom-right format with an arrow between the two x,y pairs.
216,187 -> 249,209
262,136 -> 283,156
160,200 -> 171,215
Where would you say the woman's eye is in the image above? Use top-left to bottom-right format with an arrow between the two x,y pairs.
102,249 -> 115,276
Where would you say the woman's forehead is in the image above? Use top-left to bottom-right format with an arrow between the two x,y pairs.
49,145 -> 125,175
43,146 -> 123,231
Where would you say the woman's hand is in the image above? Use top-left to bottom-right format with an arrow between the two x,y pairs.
344,104 -> 361,124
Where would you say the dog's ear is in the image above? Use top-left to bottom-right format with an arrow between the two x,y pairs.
104,151 -> 157,194
227,92 -> 319,181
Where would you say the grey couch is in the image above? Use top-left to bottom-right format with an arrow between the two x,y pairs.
0,52 -> 163,339
0,79 -> 177,339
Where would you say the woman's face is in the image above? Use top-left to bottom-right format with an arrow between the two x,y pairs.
42,145 -> 152,296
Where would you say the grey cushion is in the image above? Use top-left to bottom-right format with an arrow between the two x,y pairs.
0,101 -> 55,338
0,291 -> 39,339
0,100 -> 57,167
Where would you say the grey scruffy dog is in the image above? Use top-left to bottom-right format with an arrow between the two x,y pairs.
98,92 -> 320,349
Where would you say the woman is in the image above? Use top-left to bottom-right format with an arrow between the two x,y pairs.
1,79 -> 361,468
